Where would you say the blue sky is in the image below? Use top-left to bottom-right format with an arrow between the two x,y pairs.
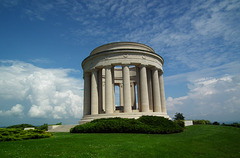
0,0 -> 240,126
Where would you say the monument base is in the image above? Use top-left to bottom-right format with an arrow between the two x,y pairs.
79,112 -> 170,124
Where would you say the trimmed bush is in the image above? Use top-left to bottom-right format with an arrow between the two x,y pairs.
174,120 -> 185,128
0,128 -> 53,141
193,120 -> 211,125
71,116 -> 183,134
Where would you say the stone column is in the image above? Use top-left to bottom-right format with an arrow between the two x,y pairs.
83,72 -> 91,115
147,69 -> 153,110
91,69 -> 98,115
102,68 -> 105,112
159,71 -> 167,113
98,68 -> 102,114
140,65 -> 149,112
136,66 -> 141,111
111,67 -> 115,111
105,66 -> 113,114
120,83 -> 123,106
122,65 -> 132,113
152,68 -> 161,112
131,83 -> 136,109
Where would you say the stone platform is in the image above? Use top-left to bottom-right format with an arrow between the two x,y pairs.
79,112 -> 170,124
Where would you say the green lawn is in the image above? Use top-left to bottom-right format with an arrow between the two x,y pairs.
0,125 -> 239,158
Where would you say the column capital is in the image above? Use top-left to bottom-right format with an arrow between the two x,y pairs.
121,64 -> 130,67
90,68 -> 98,72
158,69 -> 164,75
83,72 -> 91,79
105,65 -> 112,69
139,64 -> 148,68
151,67 -> 160,71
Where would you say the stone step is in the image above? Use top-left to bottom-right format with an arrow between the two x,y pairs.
47,125 -> 77,132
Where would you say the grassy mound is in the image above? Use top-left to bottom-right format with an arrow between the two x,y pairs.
71,116 -> 183,134
0,128 -> 53,141
1,125 -> 240,157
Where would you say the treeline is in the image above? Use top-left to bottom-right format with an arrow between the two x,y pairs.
193,120 -> 240,128
6,122 -> 62,131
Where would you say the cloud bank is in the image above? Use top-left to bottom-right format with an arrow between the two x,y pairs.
0,60 -> 83,125
167,75 -> 240,122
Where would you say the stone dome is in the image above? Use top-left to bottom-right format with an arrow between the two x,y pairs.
90,42 -> 155,55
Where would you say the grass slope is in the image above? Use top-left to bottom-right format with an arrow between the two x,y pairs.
0,125 -> 239,158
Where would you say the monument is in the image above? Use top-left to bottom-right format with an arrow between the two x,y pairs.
79,42 -> 169,124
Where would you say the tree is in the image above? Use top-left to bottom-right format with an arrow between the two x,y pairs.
212,121 -> 220,125
174,112 -> 185,120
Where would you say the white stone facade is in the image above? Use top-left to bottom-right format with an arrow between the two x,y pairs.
79,42 -> 169,124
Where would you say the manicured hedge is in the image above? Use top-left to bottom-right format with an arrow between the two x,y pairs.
0,128 -> 53,141
174,120 -> 185,128
71,116 -> 183,134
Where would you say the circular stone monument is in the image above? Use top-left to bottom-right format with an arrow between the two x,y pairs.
79,42 -> 169,124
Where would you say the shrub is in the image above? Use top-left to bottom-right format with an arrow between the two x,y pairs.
174,120 -> 185,128
212,121 -> 220,125
221,122 -> 240,128
37,124 -> 48,131
71,116 -> 183,134
173,112 -> 185,120
0,128 -> 53,141
193,120 -> 211,125
56,122 -> 62,125
6,124 -> 36,130
231,122 -> 240,128
36,122 -> 62,131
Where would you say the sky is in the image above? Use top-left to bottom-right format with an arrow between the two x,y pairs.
0,0 -> 240,126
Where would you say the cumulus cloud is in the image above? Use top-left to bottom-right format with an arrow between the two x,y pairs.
0,104 -> 24,117
167,75 -> 240,122
0,60 -> 83,120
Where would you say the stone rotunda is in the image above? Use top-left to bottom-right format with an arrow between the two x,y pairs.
79,42 -> 169,124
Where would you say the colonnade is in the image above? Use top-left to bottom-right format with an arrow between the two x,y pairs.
80,42 -> 169,123
83,64 -> 167,116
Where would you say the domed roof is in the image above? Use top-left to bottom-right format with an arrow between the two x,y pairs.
90,42 -> 155,55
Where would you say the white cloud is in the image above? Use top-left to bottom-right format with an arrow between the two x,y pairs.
166,75 -> 240,122
0,60 -> 83,120
164,61 -> 240,85
0,104 -> 24,117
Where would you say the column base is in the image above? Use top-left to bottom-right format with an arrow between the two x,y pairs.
79,112 -> 170,124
